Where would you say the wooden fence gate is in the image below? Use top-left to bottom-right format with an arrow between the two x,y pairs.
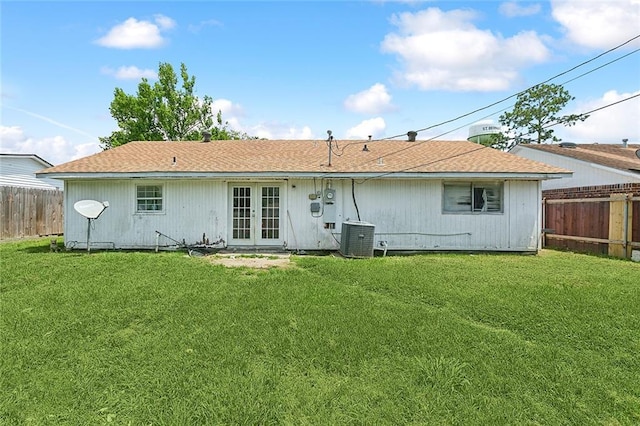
543,194 -> 639,259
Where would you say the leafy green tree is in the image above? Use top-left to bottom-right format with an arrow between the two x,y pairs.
100,62 -> 252,149
489,83 -> 589,150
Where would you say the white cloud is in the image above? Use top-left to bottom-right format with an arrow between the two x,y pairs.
344,84 -> 394,114
247,123 -> 314,140
154,14 -> 176,30
0,126 -> 100,165
381,7 -> 550,91
499,2 -> 541,17
345,117 -> 386,139
560,89 -> 640,143
0,125 -> 24,142
101,66 -> 158,80
551,1 -> 640,50
210,98 -> 246,132
95,15 -> 175,49
212,98 -> 245,118
207,98 -> 313,139
188,19 -> 223,33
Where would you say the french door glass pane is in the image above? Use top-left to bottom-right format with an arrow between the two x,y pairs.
261,186 -> 279,239
232,187 -> 251,239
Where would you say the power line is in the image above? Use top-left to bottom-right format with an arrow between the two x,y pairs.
316,34 -> 640,180
327,46 -> 639,160
383,34 -> 640,139
559,47 -> 640,86
360,146 -> 489,182
490,92 -> 640,146
381,33 -> 640,141
421,53 -> 640,145
353,92 -> 640,182
546,92 -> 640,127
329,85 -> 637,176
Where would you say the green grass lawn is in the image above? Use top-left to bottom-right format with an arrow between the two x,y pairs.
1,239 -> 639,425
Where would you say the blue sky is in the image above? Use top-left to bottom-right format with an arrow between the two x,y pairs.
1,0 -> 639,165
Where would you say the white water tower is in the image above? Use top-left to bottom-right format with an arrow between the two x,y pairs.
468,122 -> 501,144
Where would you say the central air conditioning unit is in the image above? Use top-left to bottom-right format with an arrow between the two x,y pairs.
340,221 -> 375,258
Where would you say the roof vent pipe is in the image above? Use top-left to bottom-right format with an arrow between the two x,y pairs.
559,142 -> 577,148
622,138 -> 628,148
407,131 -> 417,142
203,131 -> 211,142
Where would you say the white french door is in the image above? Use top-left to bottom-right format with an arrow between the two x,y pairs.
228,184 -> 283,246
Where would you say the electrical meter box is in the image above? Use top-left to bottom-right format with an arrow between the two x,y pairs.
323,204 -> 336,223
323,189 -> 336,204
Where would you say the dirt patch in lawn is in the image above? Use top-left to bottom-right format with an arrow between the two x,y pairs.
208,253 -> 292,269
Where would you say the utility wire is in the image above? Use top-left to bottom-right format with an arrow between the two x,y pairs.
330,88 -> 638,177
484,92 -> 640,146
361,146 -> 489,182
318,36 -> 640,178
545,93 -> 640,128
327,36 -> 639,161
382,33 -> 640,141
559,47 -> 640,86
355,92 -> 640,182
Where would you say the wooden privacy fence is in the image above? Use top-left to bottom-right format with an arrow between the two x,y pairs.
0,186 -> 63,240
543,193 -> 639,259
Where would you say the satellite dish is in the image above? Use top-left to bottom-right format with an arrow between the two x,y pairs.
73,200 -> 109,252
74,200 -> 109,219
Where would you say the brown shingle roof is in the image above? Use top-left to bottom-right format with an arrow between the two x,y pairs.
521,143 -> 640,174
38,140 -> 570,176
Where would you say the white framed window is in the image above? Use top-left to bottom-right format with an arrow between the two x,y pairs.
136,185 -> 163,212
443,182 -> 503,213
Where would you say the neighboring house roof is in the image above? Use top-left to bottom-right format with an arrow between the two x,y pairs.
1,153 -> 54,168
37,140 -> 571,180
516,143 -> 640,175
0,153 -> 63,190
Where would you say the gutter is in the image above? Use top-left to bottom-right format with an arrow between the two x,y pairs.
36,171 -> 573,181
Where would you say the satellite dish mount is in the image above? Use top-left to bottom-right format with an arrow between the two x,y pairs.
73,200 -> 110,252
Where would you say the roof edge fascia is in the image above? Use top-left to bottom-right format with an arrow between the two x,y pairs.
37,171 -> 573,180
2,154 -> 54,168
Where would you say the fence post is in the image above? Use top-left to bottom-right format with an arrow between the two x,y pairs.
624,194 -> 633,259
608,193 -> 633,259
541,197 -> 547,249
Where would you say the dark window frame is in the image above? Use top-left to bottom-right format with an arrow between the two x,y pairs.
443,182 -> 503,214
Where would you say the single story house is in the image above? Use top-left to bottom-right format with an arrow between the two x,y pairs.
36,139 -> 570,253
0,153 -> 63,190
510,143 -> 640,194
